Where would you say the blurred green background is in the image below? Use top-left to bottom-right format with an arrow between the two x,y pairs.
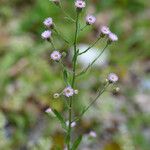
0,0 -> 150,150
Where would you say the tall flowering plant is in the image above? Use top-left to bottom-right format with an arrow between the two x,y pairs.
42,0 -> 119,149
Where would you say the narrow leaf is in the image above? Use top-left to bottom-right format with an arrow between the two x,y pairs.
71,135 -> 82,150
63,68 -> 68,85
53,109 -> 67,130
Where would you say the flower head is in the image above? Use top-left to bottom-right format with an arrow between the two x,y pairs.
108,32 -> 118,42
89,131 -> 97,138
75,0 -> 86,10
66,121 -> 76,128
108,73 -> 119,83
41,30 -> 52,40
45,108 -> 55,116
63,86 -> 74,97
43,17 -> 53,28
45,108 -> 52,113
100,26 -> 110,36
86,15 -> 96,25
50,51 -> 62,61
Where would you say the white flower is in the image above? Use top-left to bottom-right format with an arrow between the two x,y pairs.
63,86 -> 74,97
108,32 -> 118,42
75,0 -> 86,9
108,73 -> 119,83
50,51 -> 61,61
43,17 -> 53,28
41,30 -> 52,40
89,131 -> 97,138
100,26 -> 110,35
86,15 -> 96,25
66,121 -> 76,128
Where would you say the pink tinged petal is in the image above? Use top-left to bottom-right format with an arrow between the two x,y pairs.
75,0 -> 86,9
63,86 -> 74,97
101,26 -> 111,35
86,15 -> 96,25
43,17 -> 53,28
50,51 -> 62,61
41,30 -> 52,40
108,32 -> 118,42
108,73 -> 119,83
89,131 -> 97,138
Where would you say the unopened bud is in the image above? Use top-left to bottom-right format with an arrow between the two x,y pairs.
62,52 -> 67,57
115,87 -> 120,92
74,90 -> 79,94
53,93 -> 60,99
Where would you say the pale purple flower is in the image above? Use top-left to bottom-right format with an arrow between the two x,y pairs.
63,86 -> 74,97
41,30 -> 52,40
45,108 -> 55,116
50,51 -> 61,61
100,26 -> 110,35
108,32 -> 118,42
86,15 -> 96,25
108,73 -> 119,83
66,121 -> 76,128
43,17 -> 53,28
75,0 -> 86,9
89,131 -> 97,138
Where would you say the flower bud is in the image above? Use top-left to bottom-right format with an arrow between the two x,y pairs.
53,93 -> 60,99
62,52 -> 67,57
74,89 -> 79,94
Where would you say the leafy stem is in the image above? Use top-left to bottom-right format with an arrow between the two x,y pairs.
72,82 -> 110,123
77,43 -> 109,77
67,11 -> 80,150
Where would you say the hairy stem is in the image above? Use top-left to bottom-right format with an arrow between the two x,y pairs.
67,12 -> 80,150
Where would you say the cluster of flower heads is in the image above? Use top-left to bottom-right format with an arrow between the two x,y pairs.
100,26 -> 118,43
41,0 -> 119,99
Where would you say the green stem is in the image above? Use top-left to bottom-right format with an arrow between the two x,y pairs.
67,12 -> 80,150
60,3 -> 75,23
72,82 -> 110,123
50,38 -> 56,49
78,36 -> 102,55
80,24 -> 88,31
77,43 -> 109,77
53,27 -> 70,44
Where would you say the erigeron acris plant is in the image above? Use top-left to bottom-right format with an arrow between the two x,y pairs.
42,0 -> 119,149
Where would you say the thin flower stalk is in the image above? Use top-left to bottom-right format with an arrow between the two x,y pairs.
77,43 -> 109,77
72,82 -> 110,123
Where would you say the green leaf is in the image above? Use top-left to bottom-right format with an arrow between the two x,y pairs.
63,68 -> 68,85
52,109 -> 67,131
71,135 -> 82,150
